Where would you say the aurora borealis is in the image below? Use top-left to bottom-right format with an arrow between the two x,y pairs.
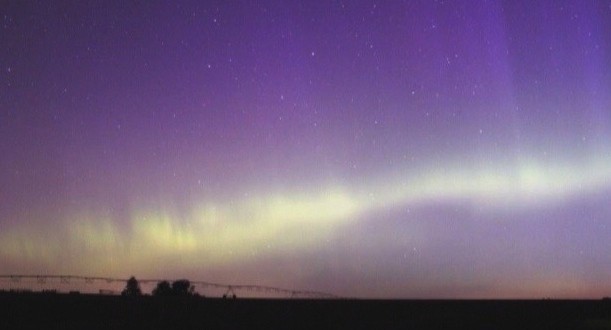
2,1 -> 611,298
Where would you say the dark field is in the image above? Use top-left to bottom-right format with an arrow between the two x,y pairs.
1,291 -> 611,329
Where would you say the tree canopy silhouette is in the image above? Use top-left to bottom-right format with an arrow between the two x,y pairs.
152,280 -> 173,297
152,279 -> 196,297
172,279 -> 196,296
121,276 -> 142,297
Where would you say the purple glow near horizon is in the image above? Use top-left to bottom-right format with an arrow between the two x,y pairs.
1,1 -> 611,298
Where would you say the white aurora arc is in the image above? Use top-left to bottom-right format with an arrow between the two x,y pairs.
1,157 -> 610,273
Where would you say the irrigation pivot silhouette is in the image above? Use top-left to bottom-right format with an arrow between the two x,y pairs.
0,274 -> 338,298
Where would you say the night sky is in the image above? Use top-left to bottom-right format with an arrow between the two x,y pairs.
2,1 -> 611,298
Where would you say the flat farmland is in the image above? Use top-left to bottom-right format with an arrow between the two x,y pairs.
2,292 -> 611,329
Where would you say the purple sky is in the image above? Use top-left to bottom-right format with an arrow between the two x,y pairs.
2,0 -> 611,298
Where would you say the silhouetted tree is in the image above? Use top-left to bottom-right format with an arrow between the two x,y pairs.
121,276 -> 142,297
152,279 -> 196,297
172,279 -> 195,296
152,280 -> 173,297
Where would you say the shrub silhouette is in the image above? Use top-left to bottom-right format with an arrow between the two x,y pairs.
152,279 -> 196,297
121,276 -> 142,297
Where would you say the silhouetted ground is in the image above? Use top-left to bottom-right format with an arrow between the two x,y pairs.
1,291 -> 611,329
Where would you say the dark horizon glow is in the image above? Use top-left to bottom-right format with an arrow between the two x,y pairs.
1,1 -> 611,298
